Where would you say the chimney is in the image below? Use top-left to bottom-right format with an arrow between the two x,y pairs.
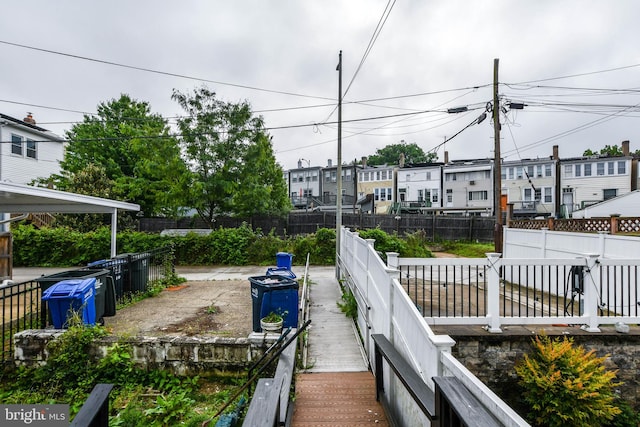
552,145 -> 559,160
622,140 -> 630,156
361,156 -> 367,168
298,159 -> 302,168
399,153 -> 405,168
23,112 -> 36,125
444,151 -> 449,163
327,159 -> 332,167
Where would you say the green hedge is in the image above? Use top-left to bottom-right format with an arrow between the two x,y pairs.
10,224 -> 432,267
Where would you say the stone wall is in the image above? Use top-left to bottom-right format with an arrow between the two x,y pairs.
14,330 -> 277,376
446,329 -> 640,412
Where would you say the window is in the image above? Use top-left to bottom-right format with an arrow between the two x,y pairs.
508,167 -> 514,180
325,171 -> 331,182
501,167 -> 507,180
564,165 -> 573,177
523,188 -> 533,201
331,171 -> 337,182
618,161 -> 626,174
312,171 -> 318,181
426,171 -> 431,180
516,167 -> 523,179
534,188 -> 541,201
417,189 -> 424,202
445,173 -> 457,181
575,164 -> 581,177
584,164 -> 592,176
608,162 -> 614,175
536,165 -> 543,177
545,164 -> 552,177
468,191 -> 488,201
432,189 -> 439,203
527,165 -> 534,178
364,172 -> 369,182
446,189 -> 453,203
344,169 -> 352,181
603,189 -> 617,200
380,188 -> 387,201
374,188 -> 380,201
399,188 -> 406,202
303,189 -> 312,197
381,170 -> 387,180
11,134 -> 23,156
597,162 -> 605,176
26,139 -> 36,159
376,171 -> 381,181
544,187 -> 552,203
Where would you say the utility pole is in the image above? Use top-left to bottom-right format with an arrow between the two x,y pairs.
336,51 -> 343,271
493,58 -> 503,253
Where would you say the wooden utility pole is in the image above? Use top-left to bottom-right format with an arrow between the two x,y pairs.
336,51 -> 343,270
493,58 -> 503,253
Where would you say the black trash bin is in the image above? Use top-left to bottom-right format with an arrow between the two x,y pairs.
36,269 -> 116,324
88,258 -> 126,299
115,253 -> 150,294
249,275 -> 299,332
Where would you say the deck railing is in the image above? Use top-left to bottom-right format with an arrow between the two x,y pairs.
388,253 -> 640,333
339,228 -> 529,426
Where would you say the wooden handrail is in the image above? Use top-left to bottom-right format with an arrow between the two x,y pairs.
70,383 -> 113,427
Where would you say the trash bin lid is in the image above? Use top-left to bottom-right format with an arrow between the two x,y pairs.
42,278 -> 96,300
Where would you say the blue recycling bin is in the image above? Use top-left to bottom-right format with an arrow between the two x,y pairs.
42,278 -> 97,328
249,275 -> 299,332
276,252 -> 293,269
265,267 -> 297,279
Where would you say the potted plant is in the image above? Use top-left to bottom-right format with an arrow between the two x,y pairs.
260,311 -> 285,333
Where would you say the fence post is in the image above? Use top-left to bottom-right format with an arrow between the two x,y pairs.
485,253 -> 502,333
386,252 -> 399,270
581,254 -> 601,332
541,227 -> 548,258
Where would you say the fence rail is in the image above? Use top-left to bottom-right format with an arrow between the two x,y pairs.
0,246 -> 175,364
388,253 -> 640,333
339,228 -> 529,426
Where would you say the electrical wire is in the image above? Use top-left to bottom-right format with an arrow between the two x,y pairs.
0,40 -> 334,101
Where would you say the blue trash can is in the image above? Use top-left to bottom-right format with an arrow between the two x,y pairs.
276,252 -> 293,269
42,278 -> 97,328
249,275 -> 299,332
265,267 -> 297,279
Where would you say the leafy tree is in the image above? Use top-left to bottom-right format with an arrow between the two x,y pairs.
59,94 -> 188,217
366,141 -> 436,165
583,144 -> 630,157
172,86 -> 290,228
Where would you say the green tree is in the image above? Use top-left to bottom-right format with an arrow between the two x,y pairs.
172,86 -> 289,227
366,141 -> 436,165
583,145 -> 625,157
59,94 -> 188,217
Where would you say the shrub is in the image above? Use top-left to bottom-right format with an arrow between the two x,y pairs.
358,228 -> 407,261
515,334 -> 622,427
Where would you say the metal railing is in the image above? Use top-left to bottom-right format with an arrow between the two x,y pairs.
0,246 -> 175,364
389,253 -> 640,332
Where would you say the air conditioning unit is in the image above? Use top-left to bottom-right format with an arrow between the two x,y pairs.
469,180 -> 476,185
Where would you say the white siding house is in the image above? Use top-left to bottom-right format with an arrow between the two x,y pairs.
396,163 -> 442,208
442,159 -> 493,215
501,157 -> 557,218
0,113 -> 65,184
560,156 -> 633,217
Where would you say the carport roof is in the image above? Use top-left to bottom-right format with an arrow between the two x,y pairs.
0,182 -> 140,214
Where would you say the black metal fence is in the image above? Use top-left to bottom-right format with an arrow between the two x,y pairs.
140,213 -> 495,242
0,245 -> 175,364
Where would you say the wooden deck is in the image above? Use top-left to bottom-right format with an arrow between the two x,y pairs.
291,372 -> 389,426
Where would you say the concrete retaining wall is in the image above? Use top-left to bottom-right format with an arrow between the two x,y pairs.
14,330 -> 276,376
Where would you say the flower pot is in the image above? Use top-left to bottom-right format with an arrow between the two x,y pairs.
260,317 -> 283,333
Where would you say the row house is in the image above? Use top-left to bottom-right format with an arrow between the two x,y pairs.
394,162 -> 443,214
357,161 -> 395,214
288,160 -> 322,210
501,155 -> 558,218
442,158 -> 494,215
559,140 -> 636,217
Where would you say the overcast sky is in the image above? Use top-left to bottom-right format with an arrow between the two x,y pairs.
3,1 -> 640,170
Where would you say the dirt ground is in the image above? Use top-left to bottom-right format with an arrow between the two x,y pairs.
104,279 -> 254,338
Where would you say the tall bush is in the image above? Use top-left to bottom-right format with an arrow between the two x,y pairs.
515,334 -> 622,427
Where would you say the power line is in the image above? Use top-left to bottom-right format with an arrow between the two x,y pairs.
507,62 -> 640,85
0,39 -> 334,101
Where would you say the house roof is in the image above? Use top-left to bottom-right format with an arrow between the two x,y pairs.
0,182 -> 140,214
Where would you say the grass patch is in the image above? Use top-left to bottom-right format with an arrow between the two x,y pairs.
437,241 -> 495,258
